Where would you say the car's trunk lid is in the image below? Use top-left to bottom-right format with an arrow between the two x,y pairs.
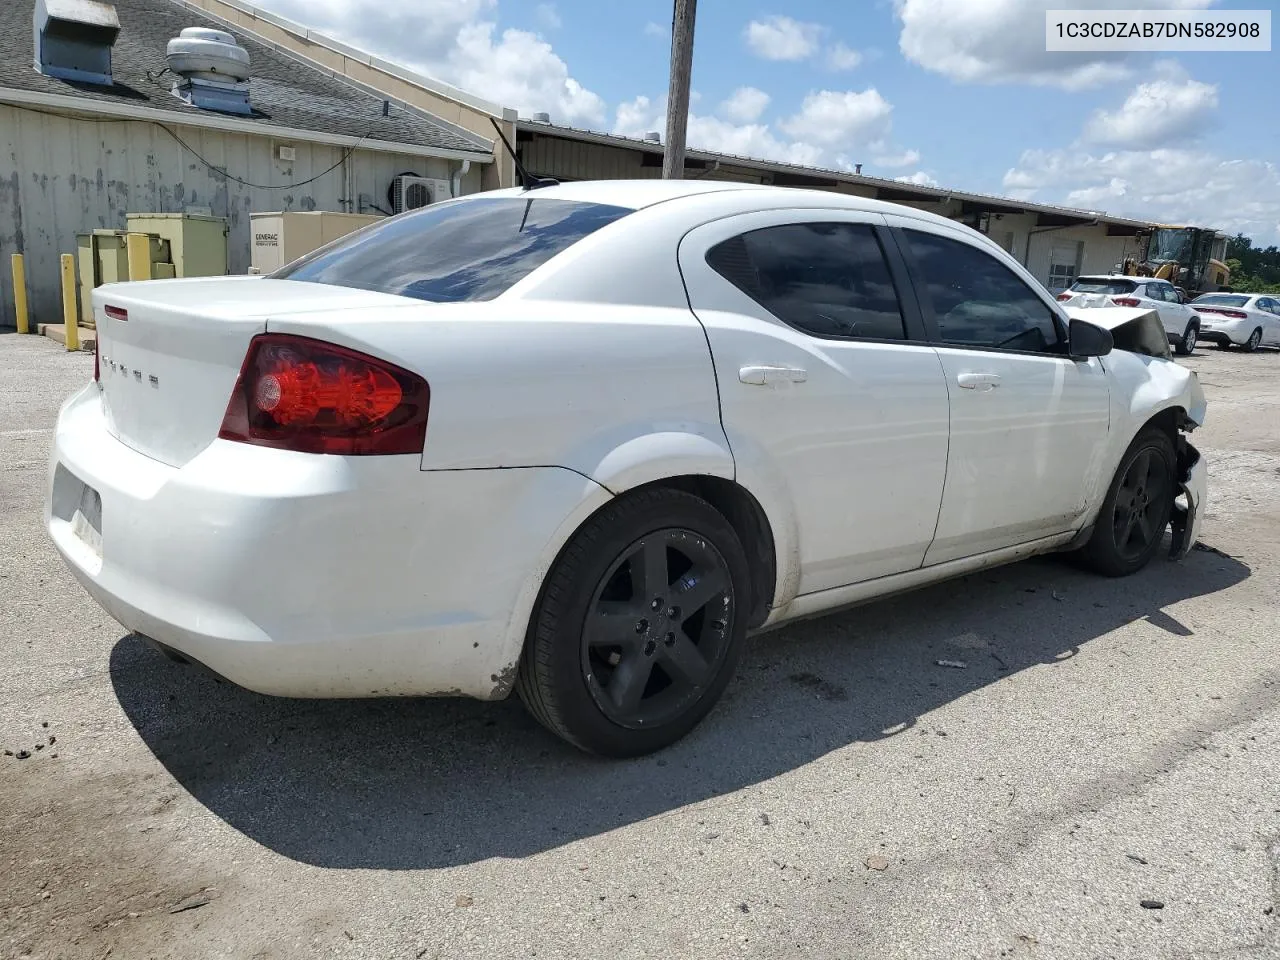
92,277 -> 411,467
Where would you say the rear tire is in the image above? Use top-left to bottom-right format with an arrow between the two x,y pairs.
1174,322 -> 1198,356
1080,427 -> 1177,577
1242,328 -> 1263,353
516,487 -> 751,757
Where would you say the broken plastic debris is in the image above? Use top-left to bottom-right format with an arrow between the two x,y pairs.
935,659 -> 968,669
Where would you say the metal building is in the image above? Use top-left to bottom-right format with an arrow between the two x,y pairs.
0,0 -> 499,328
514,118 -> 1214,294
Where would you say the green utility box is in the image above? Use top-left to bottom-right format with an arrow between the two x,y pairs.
76,230 -> 173,326
125,212 -> 229,278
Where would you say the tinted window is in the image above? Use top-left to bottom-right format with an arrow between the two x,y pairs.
1151,284 -> 1176,302
706,223 -> 906,340
903,230 -> 1063,352
1072,278 -> 1137,295
1192,294 -> 1250,308
272,197 -> 631,302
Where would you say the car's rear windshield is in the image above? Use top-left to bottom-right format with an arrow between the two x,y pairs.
271,197 -> 632,302
1071,278 -> 1137,295
1192,294 -> 1250,308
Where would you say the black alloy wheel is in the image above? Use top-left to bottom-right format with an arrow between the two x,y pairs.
581,530 -> 733,730
1111,447 -> 1170,562
517,487 -> 751,757
1080,426 -> 1176,577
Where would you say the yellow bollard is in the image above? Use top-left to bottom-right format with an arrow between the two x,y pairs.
60,254 -> 80,352
126,232 -> 151,281
10,254 -> 29,334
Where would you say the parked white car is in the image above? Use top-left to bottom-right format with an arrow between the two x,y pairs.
46,181 -> 1208,756
1190,292 -> 1280,352
1057,275 -> 1201,355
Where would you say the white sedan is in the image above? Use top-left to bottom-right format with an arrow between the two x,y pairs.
1190,293 -> 1280,351
46,181 -> 1208,756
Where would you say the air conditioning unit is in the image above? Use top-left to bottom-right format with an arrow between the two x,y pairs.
390,175 -> 449,214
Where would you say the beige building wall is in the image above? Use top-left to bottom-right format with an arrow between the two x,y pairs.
183,0 -> 517,190
0,103 -> 468,326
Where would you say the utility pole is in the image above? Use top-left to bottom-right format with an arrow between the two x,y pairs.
662,0 -> 697,179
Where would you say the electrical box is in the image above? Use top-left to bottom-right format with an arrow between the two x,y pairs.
125,212 -> 229,278
250,211 -> 384,274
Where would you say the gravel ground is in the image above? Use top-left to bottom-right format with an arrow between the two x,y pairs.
2,331 -> 1278,960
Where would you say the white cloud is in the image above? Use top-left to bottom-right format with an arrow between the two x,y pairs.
1082,63 -> 1218,149
534,3 -> 561,30
779,89 -> 893,148
255,0 -> 605,126
896,171 -> 940,187
614,95 -> 823,167
615,95 -> 660,137
643,20 -> 668,38
826,42 -> 863,70
1001,60 -> 1277,242
744,16 -> 823,61
873,148 -> 921,169
720,86 -> 771,124
618,85 -> 908,172
895,0 -> 1214,89
1004,148 -> 1280,244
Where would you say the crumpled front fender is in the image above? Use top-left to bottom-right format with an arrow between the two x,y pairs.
1169,440 -> 1206,561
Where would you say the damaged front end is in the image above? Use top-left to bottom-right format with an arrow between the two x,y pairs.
1169,401 -> 1207,561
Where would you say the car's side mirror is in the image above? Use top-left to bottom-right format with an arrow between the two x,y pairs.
1068,317 -> 1114,358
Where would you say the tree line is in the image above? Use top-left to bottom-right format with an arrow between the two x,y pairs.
1225,235 -> 1280,293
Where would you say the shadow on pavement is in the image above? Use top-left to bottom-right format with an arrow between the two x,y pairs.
110,544 -> 1249,870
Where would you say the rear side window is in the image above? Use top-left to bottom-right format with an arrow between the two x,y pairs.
903,229 -> 1064,352
706,222 -> 906,340
1072,278 -> 1137,295
272,197 -> 631,302
1193,294 -> 1250,308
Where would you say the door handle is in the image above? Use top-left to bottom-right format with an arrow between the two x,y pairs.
956,372 -> 1001,391
739,365 -> 808,386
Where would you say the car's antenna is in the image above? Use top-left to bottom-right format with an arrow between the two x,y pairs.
489,117 -> 558,191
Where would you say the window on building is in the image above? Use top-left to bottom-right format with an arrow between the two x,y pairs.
706,222 -> 907,340
903,229 -> 1064,353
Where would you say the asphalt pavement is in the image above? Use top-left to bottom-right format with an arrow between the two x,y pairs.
2,331 -> 1278,959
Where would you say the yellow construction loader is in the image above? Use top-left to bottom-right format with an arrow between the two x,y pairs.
1120,225 -> 1231,298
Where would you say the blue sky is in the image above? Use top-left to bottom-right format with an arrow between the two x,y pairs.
259,0 -> 1280,244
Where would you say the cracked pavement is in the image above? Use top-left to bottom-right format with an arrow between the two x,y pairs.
2,334 -> 1278,959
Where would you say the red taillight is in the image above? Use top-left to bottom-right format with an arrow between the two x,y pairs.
218,334 -> 430,455
1056,292 -> 1072,302
104,305 -> 128,321
1196,307 -> 1248,319
1111,297 -> 1141,307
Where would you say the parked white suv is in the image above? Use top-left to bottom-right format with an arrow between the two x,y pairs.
1058,275 -> 1200,355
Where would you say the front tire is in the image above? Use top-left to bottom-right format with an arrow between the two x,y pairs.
1080,427 -> 1177,577
1241,328 -> 1263,353
516,487 -> 751,757
1175,322 -> 1198,356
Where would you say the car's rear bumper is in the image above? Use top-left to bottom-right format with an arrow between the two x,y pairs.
46,384 -> 602,699
1196,320 -> 1249,346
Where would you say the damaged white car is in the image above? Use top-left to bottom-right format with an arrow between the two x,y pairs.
46,181 -> 1207,757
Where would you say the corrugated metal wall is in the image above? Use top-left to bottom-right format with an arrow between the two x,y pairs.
0,103 -> 481,327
